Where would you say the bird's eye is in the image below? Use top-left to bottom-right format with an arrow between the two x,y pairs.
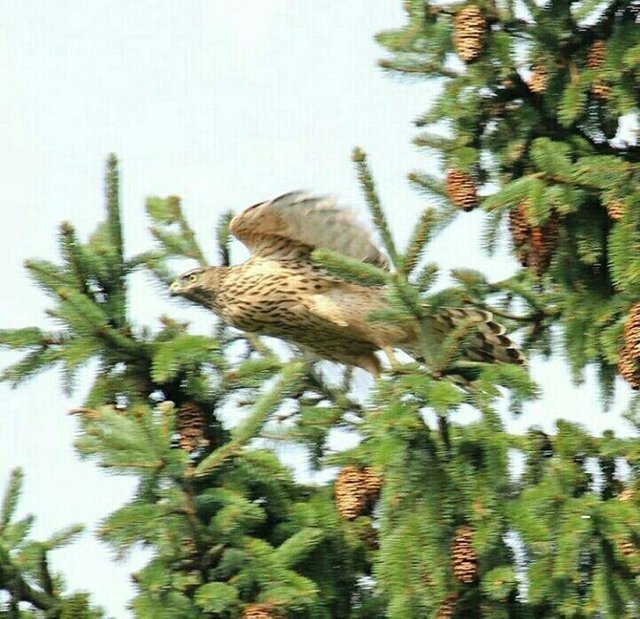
189,274 -> 198,283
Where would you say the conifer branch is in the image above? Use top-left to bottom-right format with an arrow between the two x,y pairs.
311,248 -> 390,286
216,211 -> 234,267
146,195 -> 208,266
352,147 -> 401,269
195,362 -> 305,476
437,415 -> 451,455
305,366 -> 364,416
173,196 -> 208,267
101,460 -> 164,469
39,553 -> 54,597
59,222 -> 90,296
105,154 -> 123,273
469,301 -> 543,323
105,154 -> 127,325
0,469 -> 23,533
403,208 -> 437,275
378,58 -> 458,79
0,550 -> 58,612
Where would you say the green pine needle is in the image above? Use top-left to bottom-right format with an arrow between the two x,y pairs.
352,147 -> 400,269
1,468 -> 24,532
311,248 -> 389,286
196,362 -> 305,477
403,208 -> 437,275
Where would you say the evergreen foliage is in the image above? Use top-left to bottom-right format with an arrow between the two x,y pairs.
379,0 -> 640,401
2,2 -> 640,617
1,157 -> 376,617
0,468 -> 104,618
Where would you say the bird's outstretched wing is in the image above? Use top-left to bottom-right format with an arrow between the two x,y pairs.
229,191 -> 389,268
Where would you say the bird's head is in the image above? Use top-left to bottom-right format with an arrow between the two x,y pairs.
170,267 -> 222,308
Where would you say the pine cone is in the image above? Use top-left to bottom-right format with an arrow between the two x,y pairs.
587,39 -> 610,99
508,201 -> 530,247
454,5 -> 485,63
528,214 -> 559,276
591,79 -> 610,100
528,63 -> 548,94
335,466 -> 381,520
615,536 -> 637,560
618,346 -> 640,390
176,401 -> 208,452
605,199 -> 625,221
242,604 -> 281,619
362,467 -> 384,500
508,202 -> 559,275
451,525 -> 478,584
618,488 -> 636,502
436,594 -> 459,619
624,303 -> 640,360
587,40 -> 606,70
445,169 -> 478,212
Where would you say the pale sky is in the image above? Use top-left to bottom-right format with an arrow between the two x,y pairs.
0,2 -> 635,617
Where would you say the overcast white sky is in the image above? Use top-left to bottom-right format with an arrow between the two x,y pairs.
0,2 -> 636,617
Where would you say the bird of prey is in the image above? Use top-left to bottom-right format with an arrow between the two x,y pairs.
169,192 -> 524,376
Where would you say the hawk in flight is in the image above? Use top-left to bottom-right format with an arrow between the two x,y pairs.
170,192 -> 524,376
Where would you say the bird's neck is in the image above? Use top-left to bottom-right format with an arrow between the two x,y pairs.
202,266 -> 230,291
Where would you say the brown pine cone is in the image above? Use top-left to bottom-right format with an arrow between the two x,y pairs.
436,593 -> 459,619
528,63 -> 548,94
362,467 -> 384,500
618,346 -> 640,390
335,466 -> 382,520
508,202 -> 559,275
454,5 -> 486,63
451,525 -> 478,584
508,201 -> 530,247
623,303 -> 640,359
528,213 -> 559,276
587,40 -> 606,70
176,401 -> 208,452
605,199 -> 625,221
445,169 -> 478,212
242,604 -> 281,619
591,79 -> 611,100
335,466 -> 369,520
618,488 -> 636,502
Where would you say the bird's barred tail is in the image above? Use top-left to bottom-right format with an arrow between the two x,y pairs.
406,307 -> 526,366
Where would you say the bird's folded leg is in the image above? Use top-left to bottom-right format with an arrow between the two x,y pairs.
382,346 -> 402,371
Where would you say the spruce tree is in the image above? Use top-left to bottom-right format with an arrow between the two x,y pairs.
2,2 -> 640,617
369,0 -> 640,616
0,157 -> 374,618
379,0 -> 640,401
0,468 -> 103,618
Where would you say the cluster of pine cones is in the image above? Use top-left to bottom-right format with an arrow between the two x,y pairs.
508,201 -> 559,276
526,40 -> 608,98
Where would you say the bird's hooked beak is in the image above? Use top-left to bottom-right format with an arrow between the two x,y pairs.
169,280 -> 181,296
